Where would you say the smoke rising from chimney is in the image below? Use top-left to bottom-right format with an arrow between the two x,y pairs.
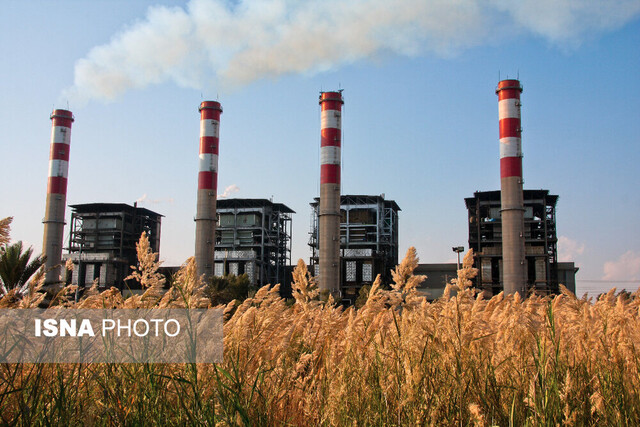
136,193 -> 175,205
218,184 -> 239,199
63,0 -> 640,104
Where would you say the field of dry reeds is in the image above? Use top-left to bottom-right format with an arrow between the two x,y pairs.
1,226 -> 639,425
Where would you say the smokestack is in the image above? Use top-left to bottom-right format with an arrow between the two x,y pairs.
318,91 -> 344,296
496,79 -> 525,295
43,109 -> 74,285
195,101 -> 222,279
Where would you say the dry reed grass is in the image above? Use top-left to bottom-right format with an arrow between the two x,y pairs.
0,234 -> 638,425
0,217 -> 12,246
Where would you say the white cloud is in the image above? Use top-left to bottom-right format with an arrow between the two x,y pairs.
602,250 -> 640,282
63,0 -> 640,104
558,235 -> 585,262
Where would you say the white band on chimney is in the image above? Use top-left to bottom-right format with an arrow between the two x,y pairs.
48,159 -> 69,178
200,119 -> 220,138
499,99 -> 520,119
500,137 -> 522,158
198,153 -> 219,172
321,146 -> 341,165
321,110 -> 341,129
51,126 -> 71,144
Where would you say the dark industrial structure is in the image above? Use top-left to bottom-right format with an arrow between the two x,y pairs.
309,194 -> 400,303
64,203 -> 162,289
465,190 -> 559,295
214,199 -> 293,290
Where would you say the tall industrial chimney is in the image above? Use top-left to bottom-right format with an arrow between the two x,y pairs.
318,91 -> 344,296
195,101 -> 222,279
496,79 -> 526,295
43,109 -> 74,285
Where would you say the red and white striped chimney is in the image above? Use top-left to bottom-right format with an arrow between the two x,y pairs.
496,79 -> 526,295
43,109 -> 74,285
318,91 -> 343,295
195,101 -> 222,279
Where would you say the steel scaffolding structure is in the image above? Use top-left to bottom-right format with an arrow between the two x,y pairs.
214,199 -> 293,289
65,203 -> 162,289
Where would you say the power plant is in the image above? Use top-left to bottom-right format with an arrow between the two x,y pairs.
35,80 -> 577,301
43,109 -> 74,286
195,101 -> 223,280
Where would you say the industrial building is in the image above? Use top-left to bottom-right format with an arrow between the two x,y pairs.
465,189 -> 559,295
214,199 -> 294,291
63,203 -> 162,289
309,194 -> 400,303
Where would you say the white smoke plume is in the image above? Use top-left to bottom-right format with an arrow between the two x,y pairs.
218,184 -> 240,199
63,0 -> 640,104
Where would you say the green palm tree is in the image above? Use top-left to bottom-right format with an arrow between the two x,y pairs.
0,241 -> 46,294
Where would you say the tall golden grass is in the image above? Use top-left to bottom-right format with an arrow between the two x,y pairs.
0,230 -> 639,425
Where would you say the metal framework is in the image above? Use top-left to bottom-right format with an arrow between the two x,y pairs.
309,194 -> 400,303
465,190 -> 558,295
214,199 -> 293,289
65,203 -> 162,289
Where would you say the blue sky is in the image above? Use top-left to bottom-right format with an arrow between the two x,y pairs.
2,0 -> 639,297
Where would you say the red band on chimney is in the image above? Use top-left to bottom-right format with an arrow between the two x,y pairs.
500,157 -> 522,178
320,164 -> 340,184
199,137 -> 218,155
198,171 -> 217,190
47,176 -> 67,195
499,118 -> 521,139
49,143 -> 70,161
